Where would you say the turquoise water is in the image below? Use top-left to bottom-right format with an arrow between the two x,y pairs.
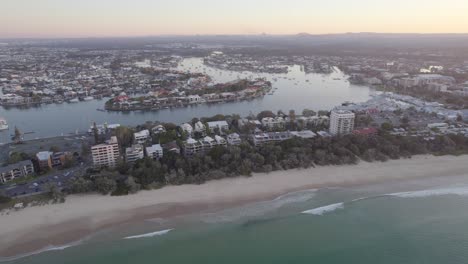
6,177 -> 468,264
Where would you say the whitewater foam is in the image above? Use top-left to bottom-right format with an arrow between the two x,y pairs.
0,240 -> 82,262
302,202 -> 344,216
201,189 -> 317,223
388,186 -> 468,198
124,229 -> 173,239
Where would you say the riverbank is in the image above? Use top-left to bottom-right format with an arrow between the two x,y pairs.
2,155 -> 467,258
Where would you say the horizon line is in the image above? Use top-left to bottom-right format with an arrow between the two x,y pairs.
2,32 -> 468,41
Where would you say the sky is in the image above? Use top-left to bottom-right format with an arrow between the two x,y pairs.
1,0 -> 468,38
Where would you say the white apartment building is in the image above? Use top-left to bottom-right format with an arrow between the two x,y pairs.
329,110 -> 355,135
125,144 -> 144,163
261,117 -> 286,130
134,129 -> 150,144
91,136 -> 120,168
207,121 -> 229,134
146,144 -> 164,159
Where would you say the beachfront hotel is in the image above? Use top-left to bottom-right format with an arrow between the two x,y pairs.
91,136 -> 120,168
329,110 -> 355,135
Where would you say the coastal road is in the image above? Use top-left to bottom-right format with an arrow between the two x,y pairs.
0,168 -> 78,198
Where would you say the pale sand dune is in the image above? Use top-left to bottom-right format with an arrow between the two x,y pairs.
0,155 -> 467,257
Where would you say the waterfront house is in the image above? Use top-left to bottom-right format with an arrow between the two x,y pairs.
194,121 -> 207,135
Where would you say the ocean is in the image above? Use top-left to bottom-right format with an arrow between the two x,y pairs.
5,175 -> 468,264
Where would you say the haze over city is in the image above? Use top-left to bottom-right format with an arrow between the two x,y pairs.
2,0 -> 468,38
2,1 -> 468,264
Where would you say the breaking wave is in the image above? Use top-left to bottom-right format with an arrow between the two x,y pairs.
388,186 -> 468,198
201,189 -> 317,223
124,229 -> 173,240
302,203 -> 344,216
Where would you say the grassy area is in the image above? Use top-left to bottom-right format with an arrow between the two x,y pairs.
0,193 -> 52,211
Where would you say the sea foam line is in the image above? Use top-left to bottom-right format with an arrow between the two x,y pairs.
302,202 -> 344,216
387,186 -> 468,198
0,240 -> 82,262
124,229 -> 173,239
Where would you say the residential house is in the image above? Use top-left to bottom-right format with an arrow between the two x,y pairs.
207,121 -> 229,134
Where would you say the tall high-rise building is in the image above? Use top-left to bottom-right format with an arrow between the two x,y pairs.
91,136 -> 120,168
329,110 -> 355,135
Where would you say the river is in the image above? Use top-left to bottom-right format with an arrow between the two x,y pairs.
0,58 -> 371,143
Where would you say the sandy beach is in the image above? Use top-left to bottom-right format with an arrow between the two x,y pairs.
1,155 -> 467,258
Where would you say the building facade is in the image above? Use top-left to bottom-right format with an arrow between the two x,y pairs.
91,136 -> 120,168
329,110 -> 355,135
0,160 -> 34,183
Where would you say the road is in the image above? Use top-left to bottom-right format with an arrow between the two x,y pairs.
0,168 -> 79,198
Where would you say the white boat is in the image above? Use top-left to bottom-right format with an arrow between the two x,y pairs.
83,96 -> 94,101
69,98 -> 79,103
0,118 -> 8,131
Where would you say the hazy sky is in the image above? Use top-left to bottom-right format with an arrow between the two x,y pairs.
1,0 -> 468,38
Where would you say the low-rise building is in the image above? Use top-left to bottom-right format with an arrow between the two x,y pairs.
125,144 -> 144,163
207,121 -> 229,134
36,151 -> 53,170
0,160 -> 34,183
184,138 -> 203,156
252,131 -> 292,146
180,123 -> 193,136
91,136 -> 120,168
261,117 -> 286,130
146,144 -> 164,159
214,135 -> 227,147
134,129 -> 150,144
162,141 -> 181,154
227,133 -> 242,145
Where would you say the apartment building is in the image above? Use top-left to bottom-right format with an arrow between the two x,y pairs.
134,129 -> 150,144
0,160 -> 34,183
125,144 -> 144,163
227,133 -> 242,145
91,136 -> 120,168
329,110 -> 355,135
146,144 -> 164,159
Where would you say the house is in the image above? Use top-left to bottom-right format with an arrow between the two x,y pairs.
162,141 -> 181,154
146,144 -> 164,159
214,135 -> 227,147
134,130 -> 150,144
207,121 -> 229,134
91,136 -> 120,168
36,151 -> 53,170
200,136 -> 217,151
227,133 -> 242,145
151,125 -> 166,134
180,123 -> 193,136
0,160 -> 34,183
194,121 -> 206,135
125,144 -> 144,163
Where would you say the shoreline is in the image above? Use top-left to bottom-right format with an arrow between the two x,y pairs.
1,155 -> 468,258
